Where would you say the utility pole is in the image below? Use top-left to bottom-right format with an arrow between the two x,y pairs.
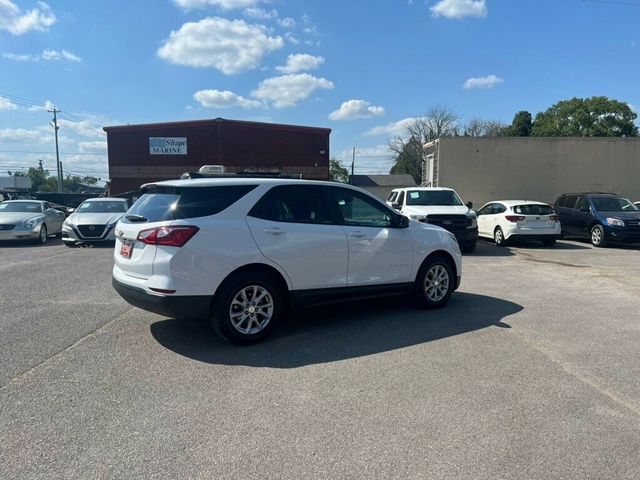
48,107 -> 62,192
350,146 -> 355,184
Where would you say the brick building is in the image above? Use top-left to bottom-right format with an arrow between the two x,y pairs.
104,118 -> 331,194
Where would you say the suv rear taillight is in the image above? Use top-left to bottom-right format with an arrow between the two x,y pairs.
549,215 -> 560,221
137,226 -> 199,247
505,215 -> 525,222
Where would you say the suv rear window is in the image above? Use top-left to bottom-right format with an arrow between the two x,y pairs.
123,185 -> 257,222
513,204 -> 554,215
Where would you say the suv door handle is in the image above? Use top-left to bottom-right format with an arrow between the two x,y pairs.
349,231 -> 367,238
264,228 -> 285,235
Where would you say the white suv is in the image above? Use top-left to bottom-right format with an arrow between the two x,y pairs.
387,187 -> 478,253
112,178 -> 462,344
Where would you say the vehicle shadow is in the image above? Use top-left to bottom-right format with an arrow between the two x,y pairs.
509,240 -> 591,250
150,292 -> 523,368
467,240 -> 515,257
0,237 -> 64,248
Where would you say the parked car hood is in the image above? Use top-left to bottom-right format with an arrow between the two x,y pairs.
0,212 -> 42,223
403,205 -> 472,216
67,212 -> 125,225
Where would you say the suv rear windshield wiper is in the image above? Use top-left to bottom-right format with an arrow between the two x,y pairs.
125,214 -> 148,222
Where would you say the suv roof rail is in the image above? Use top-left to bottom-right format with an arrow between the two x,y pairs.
180,171 -> 304,180
560,192 -> 618,196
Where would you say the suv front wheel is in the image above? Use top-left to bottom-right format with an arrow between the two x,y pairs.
590,224 -> 608,248
211,272 -> 283,345
415,257 -> 455,309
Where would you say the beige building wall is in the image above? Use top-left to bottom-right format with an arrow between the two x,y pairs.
429,137 -> 640,207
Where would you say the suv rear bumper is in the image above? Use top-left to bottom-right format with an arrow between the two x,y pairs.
112,278 -> 211,319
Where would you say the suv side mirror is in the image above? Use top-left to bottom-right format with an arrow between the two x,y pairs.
580,206 -> 590,212
391,202 -> 401,210
466,201 -> 473,210
393,214 -> 410,228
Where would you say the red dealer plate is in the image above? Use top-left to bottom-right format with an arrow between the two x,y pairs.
120,240 -> 133,259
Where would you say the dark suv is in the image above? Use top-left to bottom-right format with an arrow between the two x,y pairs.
554,193 -> 640,247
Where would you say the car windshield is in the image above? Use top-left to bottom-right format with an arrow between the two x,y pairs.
513,204 -> 554,215
405,190 -> 463,206
0,202 -> 42,213
78,201 -> 128,213
591,197 -> 638,212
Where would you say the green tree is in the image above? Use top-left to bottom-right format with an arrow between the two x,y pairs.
389,135 -> 423,185
329,158 -> 349,183
463,118 -> 508,137
506,111 -> 532,136
532,97 -> 638,137
23,160 -> 50,192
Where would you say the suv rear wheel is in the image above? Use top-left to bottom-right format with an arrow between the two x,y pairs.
415,257 -> 455,309
590,224 -> 607,247
211,272 -> 283,345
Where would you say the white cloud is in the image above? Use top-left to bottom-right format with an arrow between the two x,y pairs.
174,0 -> 260,10
78,141 -> 107,153
2,49 -> 81,62
41,49 -> 81,62
0,96 -> 17,110
278,17 -> 295,28
58,118 -> 106,138
275,53 -> 324,74
27,99 -> 56,112
284,32 -> 299,44
0,0 -> 56,35
463,74 -> 504,89
194,89 -> 262,109
365,117 -> 426,137
157,17 -> 283,74
1,52 -> 37,61
0,127 -> 49,144
251,73 -> 334,108
329,99 -> 385,121
430,0 -> 487,19
243,7 -> 277,19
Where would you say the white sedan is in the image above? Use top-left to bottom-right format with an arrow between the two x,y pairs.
476,200 -> 561,247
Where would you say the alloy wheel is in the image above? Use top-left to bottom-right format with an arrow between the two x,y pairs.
423,265 -> 450,302
229,285 -> 274,335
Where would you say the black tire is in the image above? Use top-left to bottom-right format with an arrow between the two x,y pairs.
414,256 -> 455,310
211,272 -> 283,345
36,224 -> 47,244
494,227 -> 506,247
542,238 -> 556,247
460,240 -> 476,253
590,224 -> 607,247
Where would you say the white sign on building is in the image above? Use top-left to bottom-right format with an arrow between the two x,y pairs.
149,137 -> 188,155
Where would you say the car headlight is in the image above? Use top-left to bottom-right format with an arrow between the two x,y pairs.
467,216 -> 477,228
25,217 -> 38,229
409,215 -> 427,220
606,218 -> 625,227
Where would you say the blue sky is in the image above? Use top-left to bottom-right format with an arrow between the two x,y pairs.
1,0 -> 639,179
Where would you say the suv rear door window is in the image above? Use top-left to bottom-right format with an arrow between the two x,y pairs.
562,195 -> 578,210
575,197 -> 590,211
248,185 -> 334,224
124,185 -> 257,222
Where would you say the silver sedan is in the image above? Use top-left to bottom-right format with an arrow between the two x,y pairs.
0,200 -> 65,244
62,198 -> 129,247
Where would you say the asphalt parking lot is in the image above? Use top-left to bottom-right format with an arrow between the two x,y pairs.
1,238 -> 639,479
